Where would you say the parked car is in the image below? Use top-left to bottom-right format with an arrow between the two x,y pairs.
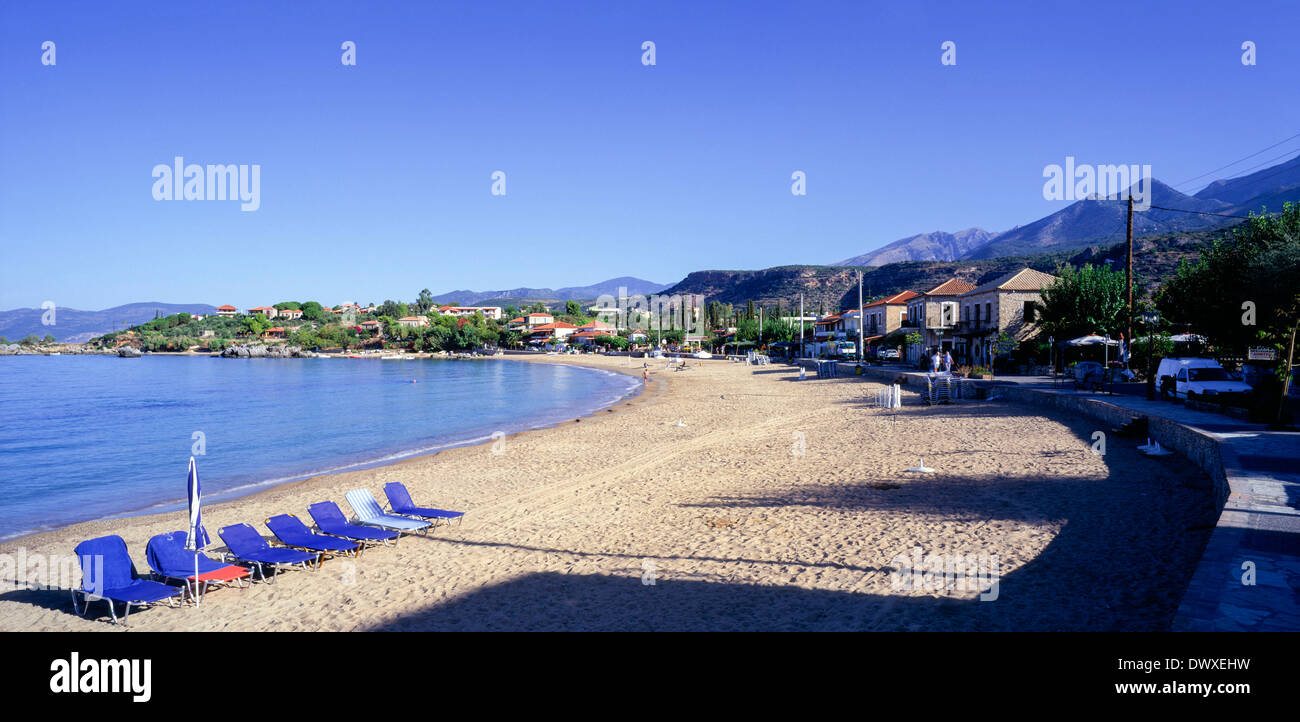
1155,357 -> 1252,402
879,348 -> 901,361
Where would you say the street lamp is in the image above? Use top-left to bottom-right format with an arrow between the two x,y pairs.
1049,336 -> 1055,387
1103,334 -> 1112,394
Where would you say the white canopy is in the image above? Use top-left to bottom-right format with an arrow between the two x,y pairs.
1063,334 -> 1119,347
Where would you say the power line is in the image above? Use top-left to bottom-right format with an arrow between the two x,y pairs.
1183,149 -> 1300,191
1171,131 -> 1300,189
1146,205 -> 1257,220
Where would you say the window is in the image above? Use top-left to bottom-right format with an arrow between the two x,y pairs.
1023,301 -> 1036,322
986,302 -> 992,326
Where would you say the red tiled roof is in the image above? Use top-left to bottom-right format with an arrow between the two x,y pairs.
965,268 -> 1058,295
864,290 -> 921,308
216,305 -> 237,311
924,279 -> 977,296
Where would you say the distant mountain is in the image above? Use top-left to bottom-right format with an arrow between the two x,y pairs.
0,303 -> 217,344
432,276 -> 671,305
965,180 -> 1234,259
831,153 -> 1300,266
1194,152 -> 1300,206
834,228 -> 995,266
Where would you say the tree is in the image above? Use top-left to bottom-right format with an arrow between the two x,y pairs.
1158,203 -> 1299,360
1158,203 -> 1298,424
1034,263 -> 1128,341
565,300 -> 583,318
416,289 -> 435,313
43,334 -> 56,344
301,301 -> 325,321
242,314 -> 270,337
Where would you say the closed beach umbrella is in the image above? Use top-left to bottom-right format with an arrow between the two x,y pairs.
185,456 -> 203,604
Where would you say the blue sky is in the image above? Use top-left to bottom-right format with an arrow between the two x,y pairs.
2,0 -> 1297,310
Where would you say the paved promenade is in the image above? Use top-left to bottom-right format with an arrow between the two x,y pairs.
845,363 -> 1299,632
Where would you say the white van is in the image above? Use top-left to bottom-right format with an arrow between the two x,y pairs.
1155,357 -> 1252,402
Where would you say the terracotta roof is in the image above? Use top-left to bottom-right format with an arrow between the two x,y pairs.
864,290 -> 921,308
964,268 -> 1058,295
923,279 -> 977,296
526,313 -> 552,318
216,305 -> 237,311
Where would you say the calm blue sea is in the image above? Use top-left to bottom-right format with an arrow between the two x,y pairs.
0,355 -> 638,540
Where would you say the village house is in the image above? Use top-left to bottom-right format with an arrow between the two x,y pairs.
277,308 -> 303,320
262,327 -> 286,340
525,321 -> 577,345
215,305 -> 238,317
576,320 -> 617,335
953,267 -> 1057,366
905,279 -> 977,362
397,315 -> 430,328
438,305 -> 504,320
861,290 -> 919,354
249,306 -> 278,319
359,320 -> 382,334
524,312 -> 554,327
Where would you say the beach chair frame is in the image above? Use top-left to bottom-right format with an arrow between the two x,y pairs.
71,586 -> 181,625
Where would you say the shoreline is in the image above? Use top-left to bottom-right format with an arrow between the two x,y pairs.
0,355 -> 1213,632
0,356 -> 658,550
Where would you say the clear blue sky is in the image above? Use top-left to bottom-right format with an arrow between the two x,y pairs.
2,0 -> 1296,310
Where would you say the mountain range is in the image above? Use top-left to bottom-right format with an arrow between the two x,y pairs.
430,276 -> 670,305
0,303 -> 218,344
835,153 -> 1300,265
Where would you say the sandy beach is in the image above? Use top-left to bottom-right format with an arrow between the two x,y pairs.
0,355 -> 1217,631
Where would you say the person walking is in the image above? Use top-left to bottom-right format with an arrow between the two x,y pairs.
943,350 -> 953,374
930,349 -> 941,374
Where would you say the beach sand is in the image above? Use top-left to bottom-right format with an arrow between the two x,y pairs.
0,355 -> 1217,631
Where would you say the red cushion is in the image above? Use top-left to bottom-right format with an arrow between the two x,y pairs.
191,565 -> 251,582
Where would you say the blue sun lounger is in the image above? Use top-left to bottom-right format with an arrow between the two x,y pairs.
383,482 -> 465,528
308,501 -> 401,547
145,531 -> 250,602
346,489 -> 431,536
266,514 -> 360,561
218,523 -> 319,582
73,535 -> 182,625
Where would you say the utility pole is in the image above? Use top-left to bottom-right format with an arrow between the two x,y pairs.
1126,194 -> 1134,363
799,294 -> 804,360
857,271 -> 864,363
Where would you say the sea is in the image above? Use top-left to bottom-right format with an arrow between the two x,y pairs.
0,355 -> 639,540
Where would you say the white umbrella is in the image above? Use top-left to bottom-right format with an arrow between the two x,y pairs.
185,457 -> 204,606
1063,334 -> 1119,347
